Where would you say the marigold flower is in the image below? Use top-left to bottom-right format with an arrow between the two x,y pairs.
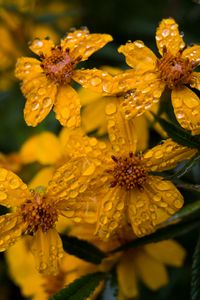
15,29 -> 112,127
0,166 -> 97,274
116,18 -> 200,135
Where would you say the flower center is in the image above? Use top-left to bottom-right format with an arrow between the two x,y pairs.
108,153 -> 148,191
157,48 -> 193,89
41,46 -> 79,84
21,188 -> 58,235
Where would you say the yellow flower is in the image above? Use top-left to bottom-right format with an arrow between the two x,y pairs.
0,166 -> 97,274
117,18 -> 200,135
0,152 -> 21,173
15,29 -> 113,127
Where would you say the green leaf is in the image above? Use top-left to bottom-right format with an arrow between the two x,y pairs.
110,219 -> 200,253
61,235 -> 107,265
152,114 -> 200,149
191,232 -> 200,300
174,181 -> 200,193
50,272 -> 106,300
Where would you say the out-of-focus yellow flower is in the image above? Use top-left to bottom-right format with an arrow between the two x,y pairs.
0,165 -> 97,274
15,29 -> 112,127
117,18 -> 200,135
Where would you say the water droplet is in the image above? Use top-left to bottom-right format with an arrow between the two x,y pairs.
31,101 -> 40,111
116,201 -> 124,211
83,163 -> 95,176
134,40 -> 144,48
176,111 -> 184,119
0,169 -> 8,181
69,190 -> 78,198
100,215 -> 108,225
9,179 -> 20,189
104,201 -> 113,211
0,192 -> 7,200
74,217 -> 82,222
162,29 -> 170,37
110,221 -> 117,230
173,97 -> 182,108
157,181 -> 169,190
34,39 -> 43,47
24,62 -> 31,69
91,77 -> 102,87
105,103 -> 117,115
174,199 -> 182,208
153,194 -> 161,202
43,97 -> 52,107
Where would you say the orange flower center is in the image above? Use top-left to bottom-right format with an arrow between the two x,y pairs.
41,46 -> 79,84
21,190 -> 58,235
108,153 -> 148,191
157,48 -> 193,89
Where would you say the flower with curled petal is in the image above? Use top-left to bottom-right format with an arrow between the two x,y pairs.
15,28 -> 112,128
113,18 -> 200,135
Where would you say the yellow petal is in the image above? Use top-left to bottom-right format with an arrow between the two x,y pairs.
135,250 -> 168,290
29,38 -> 55,57
15,57 -> 43,81
58,127 -> 85,151
119,72 -> 165,119
118,41 -> 156,71
0,213 -> 25,251
143,138 -> 197,172
79,87 -> 101,106
28,167 -> 54,189
172,86 -> 200,135
106,101 -> 137,155
54,85 -> 80,128
128,176 -> 184,237
0,167 -> 29,207
190,72 -> 200,91
23,76 -> 57,127
61,30 -> 113,61
117,252 -> 138,298
30,228 -> 63,275
182,45 -> 200,65
20,132 -> 62,165
144,240 -> 186,267
134,116 -> 149,151
95,186 -> 126,240
112,69 -> 138,93
156,18 -> 185,56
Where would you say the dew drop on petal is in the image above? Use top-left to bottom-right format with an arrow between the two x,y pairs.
134,40 -> 144,48
0,191 -> 7,200
153,194 -> 161,202
31,101 -> 40,111
104,201 -> 113,211
9,178 -> 20,189
91,77 -> 102,87
0,169 -> 8,181
176,111 -> 184,119
162,29 -> 170,37
105,103 -> 117,115
43,97 -> 52,107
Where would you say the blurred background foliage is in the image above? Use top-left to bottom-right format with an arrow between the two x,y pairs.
0,0 -> 200,299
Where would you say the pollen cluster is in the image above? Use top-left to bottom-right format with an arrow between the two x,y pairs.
108,153 -> 148,190
157,48 -> 193,89
21,191 -> 58,235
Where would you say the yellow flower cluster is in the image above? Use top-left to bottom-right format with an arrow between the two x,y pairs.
0,17 -> 199,300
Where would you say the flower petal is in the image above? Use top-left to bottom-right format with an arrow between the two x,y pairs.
172,86 -> 200,135
119,72 -> 165,119
0,213 -> 25,251
105,101 -> 137,155
144,240 -> 186,267
118,41 -> 156,71
61,30 -> 113,61
135,250 -> 168,290
117,252 -> 138,298
23,76 -> 57,127
30,228 -> 63,275
29,38 -> 55,56
54,85 -> 80,128
182,45 -> 200,66
95,186 -> 126,240
28,167 -> 54,189
128,176 -> 184,237
143,138 -> 197,172
20,132 -> 62,165
0,168 -> 29,207
190,72 -> 200,91
156,18 -> 185,56
15,57 -> 43,81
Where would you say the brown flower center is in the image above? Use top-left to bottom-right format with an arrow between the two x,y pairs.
108,153 -> 148,191
157,47 -> 193,89
21,189 -> 58,235
41,46 -> 80,84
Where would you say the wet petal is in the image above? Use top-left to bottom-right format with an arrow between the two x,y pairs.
120,72 -> 165,119
182,45 -> 200,65
190,72 -> 200,91
29,38 -> 55,57
143,138 -> 197,172
79,87 -> 101,106
95,186 -> 126,240
61,30 -> 113,61
28,167 -> 54,189
117,252 -> 138,298
30,228 -> 63,275
23,76 -> 57,127
135,250 -> 168,290
128,176 -> 184,237
0,168 -> 29,207
105,101 -> 137,155
144,240 -> 186,267
54,85 -> 80,128
72,69 -> 118,95
156,18 -> 185,56
118,41 -> 156,71
172,87 -> 200,135
15,57 -> 43,81
0,213 -> 25,251
20,132 -> 62,165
